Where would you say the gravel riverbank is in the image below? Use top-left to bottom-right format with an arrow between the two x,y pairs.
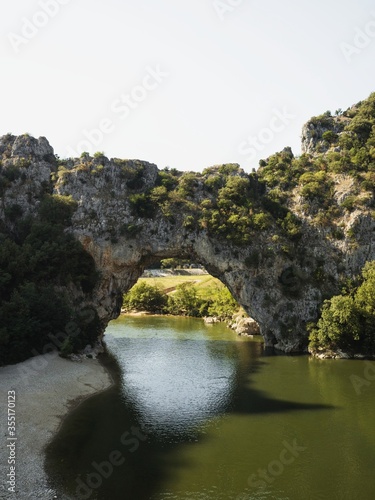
0,353 -> 112,499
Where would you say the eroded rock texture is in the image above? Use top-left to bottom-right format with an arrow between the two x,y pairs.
1,128 -> 374,353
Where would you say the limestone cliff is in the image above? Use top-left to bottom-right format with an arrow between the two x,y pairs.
1,94 -> 375,357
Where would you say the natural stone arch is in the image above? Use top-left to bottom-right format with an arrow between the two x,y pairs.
3,134 -> 374,354
78,223 -> 328,352
52,154 -> 372,353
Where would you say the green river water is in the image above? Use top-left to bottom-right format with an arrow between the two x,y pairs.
46,315 -> 375,500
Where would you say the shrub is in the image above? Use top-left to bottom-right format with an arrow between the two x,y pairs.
309,260 -> 375,354
281,212 -> 302,241
208,287 -> 238,319
150,185 -> 168,204
322,130 -> 338,144
252,212 -> 272,230
38,194 -> 77,226
341,195 -> 357,211
261,196 -> 288,220
167,282 -> 202,317
156,169 -> 179,191
178,172 -> 199,198
204,174 -> 224,192
129,193 -> 155,218
122,282 -> 167,313
218,176 -> 251,206
183,215 -> 196,229
308,295 -> 361,352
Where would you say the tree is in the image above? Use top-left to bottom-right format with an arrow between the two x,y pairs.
0,193 -> 99,365
208,287 -> 237,319
309,295 -> 361,352
355,261 -> 375,315
167,282 -> 202,317
309,260 -> 375,354
160,258 -> 181,270
122,282 -> 167,313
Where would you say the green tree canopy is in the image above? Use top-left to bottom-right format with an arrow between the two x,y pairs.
309,261 -> 375,354
122,282 -> 167,313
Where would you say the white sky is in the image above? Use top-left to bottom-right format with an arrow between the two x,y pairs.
1,0 -> 375,171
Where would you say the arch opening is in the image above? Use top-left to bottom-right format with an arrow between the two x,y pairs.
116,255 -> 261,338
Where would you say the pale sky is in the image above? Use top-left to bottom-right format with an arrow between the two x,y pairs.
1,0 -> 375,171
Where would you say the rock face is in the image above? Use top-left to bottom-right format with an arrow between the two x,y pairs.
1,132 -> 375,353
204,317 -> 221,324
230,315 -> 260,336
0,134 -> 56,218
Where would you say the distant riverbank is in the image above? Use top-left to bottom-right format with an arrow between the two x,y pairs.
0,354 -> 112,499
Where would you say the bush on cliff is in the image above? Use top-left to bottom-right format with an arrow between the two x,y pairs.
308,261 -> 375,355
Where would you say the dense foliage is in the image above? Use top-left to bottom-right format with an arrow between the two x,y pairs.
308,261 -> 375,355
122,281 -> 239,320
118,95 -> 371,245
0,195 -> 100,365
125,160 -> 303,246
257,93 -> 375,229
122,282 -> 168,313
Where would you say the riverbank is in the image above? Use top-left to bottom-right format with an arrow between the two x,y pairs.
309,349 -> 375,360
0,353 -> 112,499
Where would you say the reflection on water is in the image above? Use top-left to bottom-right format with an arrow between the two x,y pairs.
45,316 -> 375,500
107,317 -> 239,441
116,337 -> 236,440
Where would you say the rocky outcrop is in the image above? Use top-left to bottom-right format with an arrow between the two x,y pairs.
301,113 -> 347,154
1,131 -> 375,353
204,317 -> 221,324
229,315 -> 260,336
0,134 -> 56,219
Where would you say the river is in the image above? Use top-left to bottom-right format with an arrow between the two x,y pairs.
46,315 -> 375,500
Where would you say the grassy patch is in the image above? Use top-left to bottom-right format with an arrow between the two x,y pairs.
138,274 -> 223,296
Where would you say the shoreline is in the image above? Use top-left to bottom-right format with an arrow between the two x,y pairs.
120,312 -> 375,359
0,353 -> 113,499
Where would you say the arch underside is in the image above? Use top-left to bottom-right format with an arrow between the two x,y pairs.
79,224 -> 325,353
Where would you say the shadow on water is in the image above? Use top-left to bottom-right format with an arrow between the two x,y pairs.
45,338 -> 333,500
